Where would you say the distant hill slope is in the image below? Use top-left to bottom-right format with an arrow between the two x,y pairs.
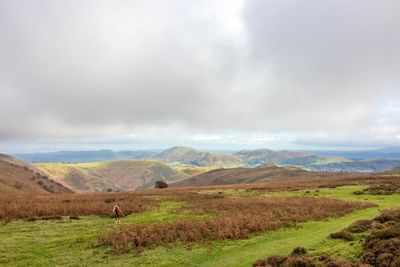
13,149 -> 158,163
309,159 -> 400,172
170,164 -> 315,187
154,146 -> 243,167
36,160 -> 184,192
385,164 -> 400,173
0,153 -> 72,194
234,148 -> 346,167
310,147 -> 400,161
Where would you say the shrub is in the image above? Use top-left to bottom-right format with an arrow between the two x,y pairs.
346,219 -> 373,233
266,255 -> 288,266
155,180 -> 168,189
329,230 -> 354,241
374,209 -> 400,223
290,247 -> 307,256
252,259 -> 267,267
362,208 -> 400,266
283,256 -> 317,267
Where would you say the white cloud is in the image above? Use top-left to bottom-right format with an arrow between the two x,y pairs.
0,0 -> 399,150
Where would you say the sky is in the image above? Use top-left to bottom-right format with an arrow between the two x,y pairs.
1,0 -> 400,153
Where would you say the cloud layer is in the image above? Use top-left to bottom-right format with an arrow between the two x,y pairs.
0,0 -> 399,149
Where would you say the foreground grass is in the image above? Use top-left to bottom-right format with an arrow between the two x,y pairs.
1,186 -> 400,266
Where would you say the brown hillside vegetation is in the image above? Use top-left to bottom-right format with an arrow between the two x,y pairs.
0,191 -> 156,221
1,170 -> 398,221
99,196 -> 374,254
170,171 -> 400,195
170,164 -> 352,188
0,154 -> 72,195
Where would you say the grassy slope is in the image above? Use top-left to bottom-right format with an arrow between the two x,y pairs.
170,165 -> 315,187
1,186 -> 400,267
36,160 -> 183,192
174,163 -> 244,177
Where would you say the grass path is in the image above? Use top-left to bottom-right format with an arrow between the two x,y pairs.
0,186 -> 399,266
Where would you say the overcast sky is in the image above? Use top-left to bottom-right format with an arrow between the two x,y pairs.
1,0 -> 399,152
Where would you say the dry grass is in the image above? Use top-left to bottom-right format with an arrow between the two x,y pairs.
99,196 -> 374,254
0,192 -> 157,221
174,173 -> 400,192
2,172 -> 393,221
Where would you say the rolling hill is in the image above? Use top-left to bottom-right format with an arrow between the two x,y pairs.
36,160 -> 184,192
153,146 -> 243,167
234,148 -> 346,167
309,159 -> 400,172
170,164 -> 316,187
385,164 -> 400,173
0,153 -> 72,194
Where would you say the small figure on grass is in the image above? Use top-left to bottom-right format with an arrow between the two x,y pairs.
112,205 -> 122,224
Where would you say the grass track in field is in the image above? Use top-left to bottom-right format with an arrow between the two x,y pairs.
1,186 -> 400,266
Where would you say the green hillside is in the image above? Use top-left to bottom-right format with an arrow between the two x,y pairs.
36,160 -> 184,192
154,146 -> 243,167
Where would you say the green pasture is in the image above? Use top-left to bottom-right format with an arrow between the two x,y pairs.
1,185 -> 399,266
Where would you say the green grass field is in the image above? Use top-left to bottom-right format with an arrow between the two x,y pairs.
1,185 -> 399,267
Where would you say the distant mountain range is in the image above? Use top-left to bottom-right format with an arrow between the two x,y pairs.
233,148 -> 346,166
13,149 -> 158,163
11,146 -> 400,173
307,159 -> 400,173
2,149 -> 400,193
153,146 -> 242,166
310,147 -> 400,160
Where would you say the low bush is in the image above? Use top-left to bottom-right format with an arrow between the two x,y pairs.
265,255 -> 288,266
290,247 -> 307,256
155,180 -> 168,189
329,230 -> 354,241
362,208 -> 400,266
346,220 -> 373,233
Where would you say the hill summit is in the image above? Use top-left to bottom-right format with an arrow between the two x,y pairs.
154,146 -> 242,167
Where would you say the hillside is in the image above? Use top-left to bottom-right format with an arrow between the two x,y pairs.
385,164 -> 400,173
311,147 -> 400,160
309,159 -> 400,172
0,153 -> 72,194
36,160 -> 184,192
234,148 -> 345,167
154,146 -> 243,167
170,164 -> 317,187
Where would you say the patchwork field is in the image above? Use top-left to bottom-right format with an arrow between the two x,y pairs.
1,175 -> 400,266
